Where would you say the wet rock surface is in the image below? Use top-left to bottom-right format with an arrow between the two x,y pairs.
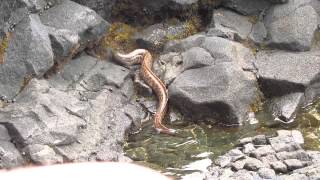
205,130 -> 320,179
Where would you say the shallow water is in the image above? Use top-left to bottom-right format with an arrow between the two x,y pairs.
124,98 -> 320,178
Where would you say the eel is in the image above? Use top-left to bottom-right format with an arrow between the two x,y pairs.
114,49 -> 176,135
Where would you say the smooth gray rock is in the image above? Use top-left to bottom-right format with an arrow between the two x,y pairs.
49,54 -> 130,91
307,151 -> 320,164
164,34 -> 206,52
284,159 -> 305,170
239,137 -> 253,145
0,79 -> 87,146
243,143 -> 255,154
278,173 -> 308,180
252,135 -> 267,145
200,37 -> 256,78
268,130 -> 304,152
229,169 -> 256,180
260,154 -> 278,166
251,145 -> 276,158
210,8 -> 253,40
0,125 -> 11,141
134,22 -> 197,52
0,14 -> 54,99
47,27 -> 80,64
215,155 -> 232,168
293,163 -> 320,179
25,144 -> 63,165
258,167 -> 276,179
255,51 -> 320,98
264,1 -> 318,51
244,157 -> 265,171
71,0 -> 116,20
40,0 -> 110,51
0,141 -> 26,168
270,161 -> 288,173
276,150 -> 310,161
222,0 -> 271,15
231,158 -> 247,171
267,92 -> 304,123
0,76 -> 144,163
0,124 -> 25,168
169,63 -> 257,125
159,47 -> 215,85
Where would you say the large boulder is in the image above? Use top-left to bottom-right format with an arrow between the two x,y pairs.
222,0 -> 271,15
0,0 -> 110,99
255,51 -> 320,98
0,125 -> 26,168
0,14 -> 54,99
255,50 -> 320,124
169,62 -> 257,125
71,0 -> 116,21
40,0 -> 110,51
209,8 -> 267,44
264,0 -> 318,51
166,36 -> 258,125
0,54 -> 144,167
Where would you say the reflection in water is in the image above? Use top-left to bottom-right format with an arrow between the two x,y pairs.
124,98 -> 320,178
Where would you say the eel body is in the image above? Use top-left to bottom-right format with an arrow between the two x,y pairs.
114,49 -> 176,135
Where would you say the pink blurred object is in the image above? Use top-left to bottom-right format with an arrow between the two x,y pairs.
0,162 -> 171,180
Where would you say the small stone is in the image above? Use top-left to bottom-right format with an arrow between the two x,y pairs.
230,169 -> 255,180
291,130 -> 304,145
260,154 -> 278,166
270,161 -> 288,173
219,168 -> 234,179
244,158 -> 265,171
26,144 -> 63,165
251,145 -> 275,158
258,167 -> 276,179
243,143 -> 255,154
215,155 -> 232,168
239,137 -> 253,145
239,137 -> 252,145
227,149 -> 245,162
276,150 -> 310,161
231,158 -> 247,171
284,159 -> 304,170
307,151 -> 320,164
278,173 -> 308,180
252,135 -> 267,145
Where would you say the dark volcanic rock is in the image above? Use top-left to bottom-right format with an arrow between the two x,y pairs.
71,0 -> 116,21
255,51 -> 320,98
0,54 -> 144,166
40,0 -> 110,51
0,125 -> 25,168
0,14 -> 54,99
134,21 -> 200,52
222,0 -> 271,15
164,34 -> 206,52
267,92 -> 304,124
169,63 -> 257,125
264,0 -> 318,51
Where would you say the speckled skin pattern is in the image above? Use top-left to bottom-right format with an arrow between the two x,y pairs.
114,49 -> 176,135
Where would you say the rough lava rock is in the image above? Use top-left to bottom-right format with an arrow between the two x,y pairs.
169,63 -> 257,125
222,0 -> 271,16
0,14 -> 54,99
162,35 -> 258,125
0,53 -> 144,166
40,0 -> 110,51
264,0 -> 318,51
255,51 -> 320,100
